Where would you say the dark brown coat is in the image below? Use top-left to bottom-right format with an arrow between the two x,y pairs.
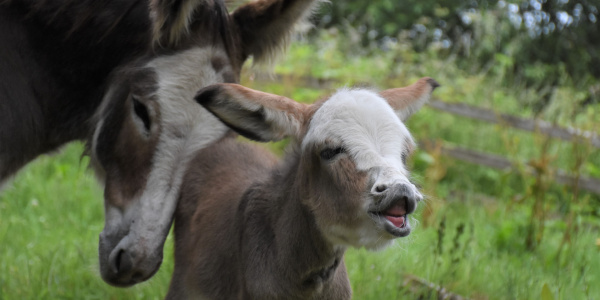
1,0 -> 323,287
169,136 -> 352,300
167,79 -> 438,299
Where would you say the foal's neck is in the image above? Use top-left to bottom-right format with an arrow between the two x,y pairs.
245,154 -> 346,288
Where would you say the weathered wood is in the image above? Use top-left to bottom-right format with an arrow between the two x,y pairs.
420,141 -> 600,195
403,275 -> 467,300
428,100 -> 600,148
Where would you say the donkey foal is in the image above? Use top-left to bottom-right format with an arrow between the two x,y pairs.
167,78 -> 439,299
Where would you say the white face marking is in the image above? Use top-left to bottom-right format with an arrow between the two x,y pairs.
99,47 -> 230,270
304,89 -> 419,249
304,89 -> 414,184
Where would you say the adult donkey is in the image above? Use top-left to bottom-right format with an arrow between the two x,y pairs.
0,0 -> 320,286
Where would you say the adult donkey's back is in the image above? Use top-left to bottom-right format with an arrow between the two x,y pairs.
0,0 -> 319,286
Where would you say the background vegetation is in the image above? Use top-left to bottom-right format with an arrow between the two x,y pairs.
1,0 -> 599,299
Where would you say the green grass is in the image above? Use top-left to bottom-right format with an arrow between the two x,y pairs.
0,143 -> 173,299
2,144 -> 598,299
2,35 -> 599,299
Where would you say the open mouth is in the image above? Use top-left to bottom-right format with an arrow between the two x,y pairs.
369,201 -> 411,237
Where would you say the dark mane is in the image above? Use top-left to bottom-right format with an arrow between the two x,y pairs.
150,0 -> 239,61
3,0 -> 240,61
1,0 -> 149,45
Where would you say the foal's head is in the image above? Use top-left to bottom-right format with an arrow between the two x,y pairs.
197,77 -> 439,250
88,0 -> 320,286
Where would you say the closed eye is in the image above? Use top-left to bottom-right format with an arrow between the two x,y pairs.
320,147 -> 345,160
132,95 -> 151,132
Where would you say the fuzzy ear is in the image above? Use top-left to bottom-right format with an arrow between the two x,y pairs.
379,77 -> 440,121
195,84 -> 308,142
232,0 -> 322,64
149,0 -> 228,47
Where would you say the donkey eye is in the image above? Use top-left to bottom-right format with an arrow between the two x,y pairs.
320,147 -> 345,160
132,95 -> 151,132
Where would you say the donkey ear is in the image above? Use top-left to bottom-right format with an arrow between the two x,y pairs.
195,84 -> 308,142
379,77 -> 440,121
232,0 -> 322,63
149,0 -> 214,47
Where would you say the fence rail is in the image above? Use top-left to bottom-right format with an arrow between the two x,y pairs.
250,75 -> 600,194
423,99 -> 600,195
420,141 -> 600,195
428,99 -> 600,148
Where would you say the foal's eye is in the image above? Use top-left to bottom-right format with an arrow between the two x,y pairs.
320,147 -> 345,160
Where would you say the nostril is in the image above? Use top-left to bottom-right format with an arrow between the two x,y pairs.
112,249 -> 133,275
405,196 -> 416,214
115,250 -> 123,271
374,184 -> 388,193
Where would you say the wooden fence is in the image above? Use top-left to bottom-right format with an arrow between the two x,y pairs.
428,100 -> 600,148
424,99 -> 600,195
249,74 -> 600,195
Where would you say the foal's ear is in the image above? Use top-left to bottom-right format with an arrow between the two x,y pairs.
195,84 -> 308,142
232,0 -> 322,63
379,77 -> 440,121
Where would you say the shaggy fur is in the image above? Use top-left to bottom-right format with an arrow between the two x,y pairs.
167,79 -> 438,299
0,0 -> 322,287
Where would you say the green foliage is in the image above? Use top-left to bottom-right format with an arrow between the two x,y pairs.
313,0 -> 600,109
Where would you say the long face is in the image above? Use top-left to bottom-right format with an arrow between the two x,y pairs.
300,89 -> 422,250
87,0 -> 322,286
90,47 -> 234,286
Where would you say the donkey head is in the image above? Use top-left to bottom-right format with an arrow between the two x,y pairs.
89,0 -> 320,287
197,77 -> 439,251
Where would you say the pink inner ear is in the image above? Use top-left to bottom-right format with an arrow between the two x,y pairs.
379,77 -> 438,120
205,84 -> 309,141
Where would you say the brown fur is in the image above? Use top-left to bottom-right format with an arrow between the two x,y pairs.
95,67 -> 161,205
379,77 -> 440,113
90,0 -> 324,287
233,0 -> 322,63
168,80 -> 438,298
0,0 -> 150,181
0,0 -> 323,288
168,136 -> 353,300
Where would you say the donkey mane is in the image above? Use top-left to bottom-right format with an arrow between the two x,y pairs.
150,0 -> 239,59
1,0 -> 146,43
2,0 -> 241,56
